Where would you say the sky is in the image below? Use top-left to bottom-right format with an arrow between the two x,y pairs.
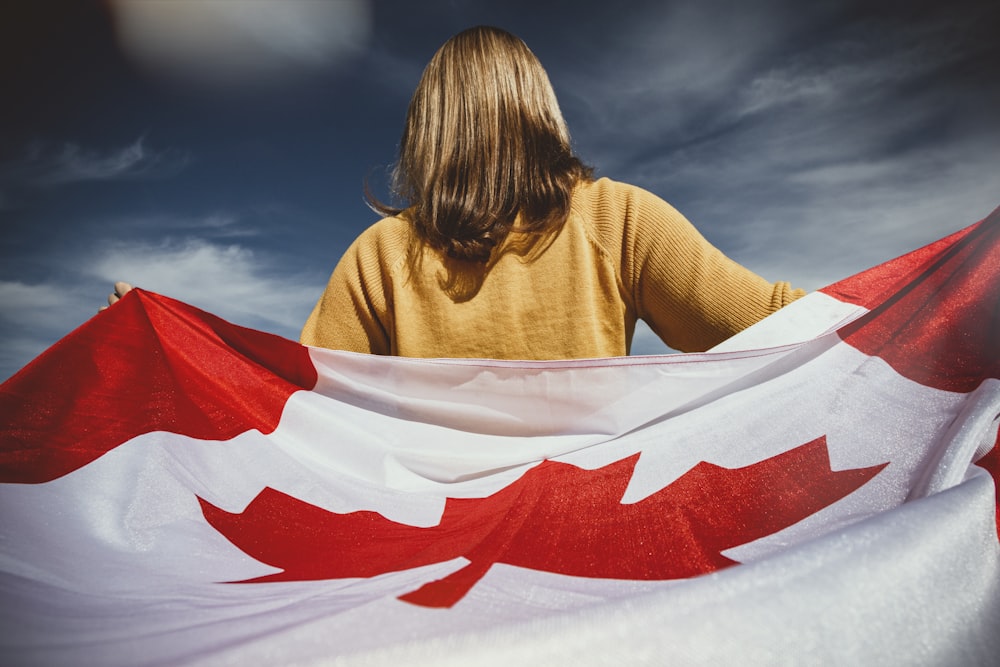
1,0 -> 999,382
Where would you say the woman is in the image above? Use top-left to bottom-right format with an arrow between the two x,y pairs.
300,26 -> 801,358
110,26 -> 802,358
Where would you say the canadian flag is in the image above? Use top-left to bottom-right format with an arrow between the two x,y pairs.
1,209 -> 998,666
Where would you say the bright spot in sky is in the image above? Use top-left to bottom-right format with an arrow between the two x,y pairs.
109,0 -> 372,88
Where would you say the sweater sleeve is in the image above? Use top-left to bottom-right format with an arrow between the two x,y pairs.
623,186 -> 804,353
299,229 -> 393,355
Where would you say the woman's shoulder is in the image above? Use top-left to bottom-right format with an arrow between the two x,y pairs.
575,176 -> 687,222
350,214 -> 415,255
332,215 -> 420,282
570,177 -> 697,267
571,177 -> 673,231
572,176 -> 667,211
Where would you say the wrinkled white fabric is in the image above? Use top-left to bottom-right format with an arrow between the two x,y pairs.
0,292 -> 997,666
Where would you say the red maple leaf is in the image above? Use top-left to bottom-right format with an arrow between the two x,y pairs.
199,436 -> 885,608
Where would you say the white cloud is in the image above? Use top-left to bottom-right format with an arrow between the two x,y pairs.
0,281 -> 83,330
0,280 -> 100,381
89,238 -> 324,339
0,235 -> 333,382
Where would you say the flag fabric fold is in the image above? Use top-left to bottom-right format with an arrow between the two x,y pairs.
1,208 -> 999,666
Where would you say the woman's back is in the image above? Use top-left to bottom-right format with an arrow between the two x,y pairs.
300,178 -> 801,358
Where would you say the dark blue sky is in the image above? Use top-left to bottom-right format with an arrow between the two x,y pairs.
2,0 -> 999,381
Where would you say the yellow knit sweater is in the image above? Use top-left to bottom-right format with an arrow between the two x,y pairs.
301,178 -> 803,358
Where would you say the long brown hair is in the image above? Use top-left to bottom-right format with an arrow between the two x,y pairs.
369,26 -> 592,263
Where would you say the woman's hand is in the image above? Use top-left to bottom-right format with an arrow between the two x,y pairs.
99,281 -> 135,311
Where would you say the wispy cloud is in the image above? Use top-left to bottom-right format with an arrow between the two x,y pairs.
0,280 -> 97,381
0,235 -> 329,382
558,2 -> 817,152
734,15 -> 978,119
118,211 -> 262,239
6,137 -> 190,188
0,281 -> 80,331
89,238 -> 323,336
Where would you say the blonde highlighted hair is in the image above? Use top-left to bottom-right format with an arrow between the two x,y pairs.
369,26 -> 592,263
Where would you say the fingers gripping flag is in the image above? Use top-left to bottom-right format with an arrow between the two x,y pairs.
1,208 -> 999,666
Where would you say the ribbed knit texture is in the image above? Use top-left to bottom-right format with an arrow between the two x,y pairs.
301,178 -> 804,358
